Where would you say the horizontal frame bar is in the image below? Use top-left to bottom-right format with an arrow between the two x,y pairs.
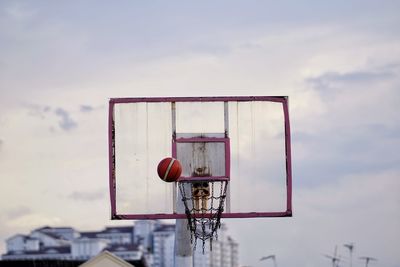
110,96 -> 287,104
178,176 -> 230,182
111,211 -> 292,220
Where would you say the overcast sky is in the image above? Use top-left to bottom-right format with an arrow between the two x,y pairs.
1,1 -> 399,267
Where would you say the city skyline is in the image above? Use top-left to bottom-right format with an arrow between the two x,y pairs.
2,221 -> 238,267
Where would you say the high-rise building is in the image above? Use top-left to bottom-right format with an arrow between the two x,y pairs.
152,223 -> 239,267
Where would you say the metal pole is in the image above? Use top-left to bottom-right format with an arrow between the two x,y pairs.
174,183 -> 193,267
172,102 -> 193,267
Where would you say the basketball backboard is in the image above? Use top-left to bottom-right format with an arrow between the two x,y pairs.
108,96 -> 292,220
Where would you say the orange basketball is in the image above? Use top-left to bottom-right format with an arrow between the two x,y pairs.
157,157 -> 182,182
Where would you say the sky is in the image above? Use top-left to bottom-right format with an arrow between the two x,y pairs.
0,1 -> 399,266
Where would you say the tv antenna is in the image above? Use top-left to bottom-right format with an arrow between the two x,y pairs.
343,243 -> 354,267
324,245 -> 342,267
359,256 -> 377,267
260,255 -> 277,267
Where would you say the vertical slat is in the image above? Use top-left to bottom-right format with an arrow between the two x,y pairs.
224,101 -> 229,137
282,98 -> 292,214
172,102 -> 177,137
225,140 -> 231,213
171,102 -> 177,213
224,101 -> 231,212
108,101 -> 117,218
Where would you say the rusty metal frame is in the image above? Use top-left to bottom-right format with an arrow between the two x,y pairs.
109,96 -> 292,220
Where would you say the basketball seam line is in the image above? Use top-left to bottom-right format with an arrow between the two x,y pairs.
164,158 -> 175,181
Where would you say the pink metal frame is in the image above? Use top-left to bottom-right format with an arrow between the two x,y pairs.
172,137 -> 230,182
109,96 -> 292,220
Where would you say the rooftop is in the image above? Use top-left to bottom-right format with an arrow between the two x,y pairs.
4,246 -> 71,256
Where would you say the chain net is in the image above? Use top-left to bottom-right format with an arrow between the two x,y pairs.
178,180 -> 228,253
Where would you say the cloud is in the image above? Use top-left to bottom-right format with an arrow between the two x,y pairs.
68,190 -> 105,201
6,214 -> 62,229
307,67 -> 397,96
24,103 -> 51,119
6,206 -> 32,220
54,108 -> 77,131
293,122 -> 400,187
2,2 -> 37,22
292,62 -> 400,188
312,69 -> 395,83
189,43 -> 231,56
230,169 -> 400,267
80,105 -> 94,112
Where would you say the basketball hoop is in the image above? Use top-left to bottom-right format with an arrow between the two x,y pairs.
178,180 -> 228,253
108,96 -> 294,264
